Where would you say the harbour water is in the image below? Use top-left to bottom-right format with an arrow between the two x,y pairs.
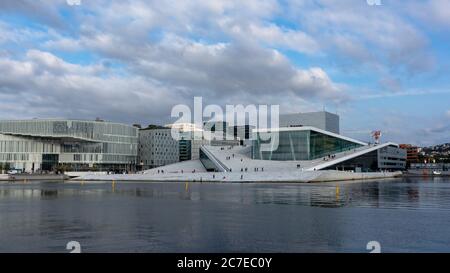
1,177 -> 450,253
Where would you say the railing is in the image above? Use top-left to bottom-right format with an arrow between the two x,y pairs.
199,146 -> 231,172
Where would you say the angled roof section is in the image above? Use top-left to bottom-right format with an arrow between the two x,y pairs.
253,126 -> 367,146
306,142 -> 399,171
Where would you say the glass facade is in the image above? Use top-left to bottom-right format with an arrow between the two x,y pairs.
309,131 -> 363,159
252,129 -> 362,161
0,120 -> 137,143
0,120 -> 138,172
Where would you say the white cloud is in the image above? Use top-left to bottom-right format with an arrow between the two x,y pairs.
225,22 -> 319,54
0,48 -> 344,124
130,35 -> 345,101
0,50 -> 180,124
44,37 -> 81,52
285,0 -> 434,74
406,0 -> 450,28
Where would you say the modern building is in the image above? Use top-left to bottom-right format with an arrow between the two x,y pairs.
165,122 -> 203,134
250,126 -> 406,171
318,144 -> 407,172
179,138 -> 192,161
279,111 -> 340,134
227,125 -> 255,144
252,126 -> 363,161
0,119 -> 138,172
138,127 -> 179,170
139,111 -> 405,174
165,123 -> 210,161
203,121 -> 228,140
399,144 -> 420,166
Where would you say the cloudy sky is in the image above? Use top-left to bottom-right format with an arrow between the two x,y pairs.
0,0 -> 449,146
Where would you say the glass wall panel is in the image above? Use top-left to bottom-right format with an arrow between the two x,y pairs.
309,131 -> 361,160
253,131 -> 310,160
252,130 -> 363,161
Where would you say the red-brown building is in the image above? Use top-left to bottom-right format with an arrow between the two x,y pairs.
400,144 -> 420,165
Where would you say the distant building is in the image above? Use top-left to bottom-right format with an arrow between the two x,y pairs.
227,125 -> 255,143
279,111 -> 340,134
0,119 -> 138,172
138,128 -> 179,170
165,123 -> 210,161
165,122 -> 203,133
203,121 -> 228,140
399,144 -> 420,165
178,138 -> 192,161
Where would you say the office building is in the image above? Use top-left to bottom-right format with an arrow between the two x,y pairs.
0,119 -> 138,172
227,125 -> 255,144
165,123 -> 210,161
203,121 -> 228,140
138,127 -> 179,170
399,144 -> 420,165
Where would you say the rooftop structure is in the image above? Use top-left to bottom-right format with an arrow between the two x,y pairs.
279,111 -> 340,134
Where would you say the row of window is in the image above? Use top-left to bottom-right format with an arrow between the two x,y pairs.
0,120 -> 138,144
0,140 -> 136,155
0,153 -> 29,161
0,140 -> 59,153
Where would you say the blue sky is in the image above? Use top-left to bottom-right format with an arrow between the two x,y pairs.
0,0 -> 449,146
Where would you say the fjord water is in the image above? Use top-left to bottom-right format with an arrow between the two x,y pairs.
1,178 -> 450,253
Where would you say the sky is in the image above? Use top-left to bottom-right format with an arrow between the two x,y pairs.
0,0 -> 449,146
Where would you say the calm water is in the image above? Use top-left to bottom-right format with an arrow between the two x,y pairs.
1,177 -> 450,253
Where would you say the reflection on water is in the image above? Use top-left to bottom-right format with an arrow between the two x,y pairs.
2,178 -> 450,210
1,177 -> 450,253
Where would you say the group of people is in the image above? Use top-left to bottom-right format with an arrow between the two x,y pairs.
323,154 -> 336,161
